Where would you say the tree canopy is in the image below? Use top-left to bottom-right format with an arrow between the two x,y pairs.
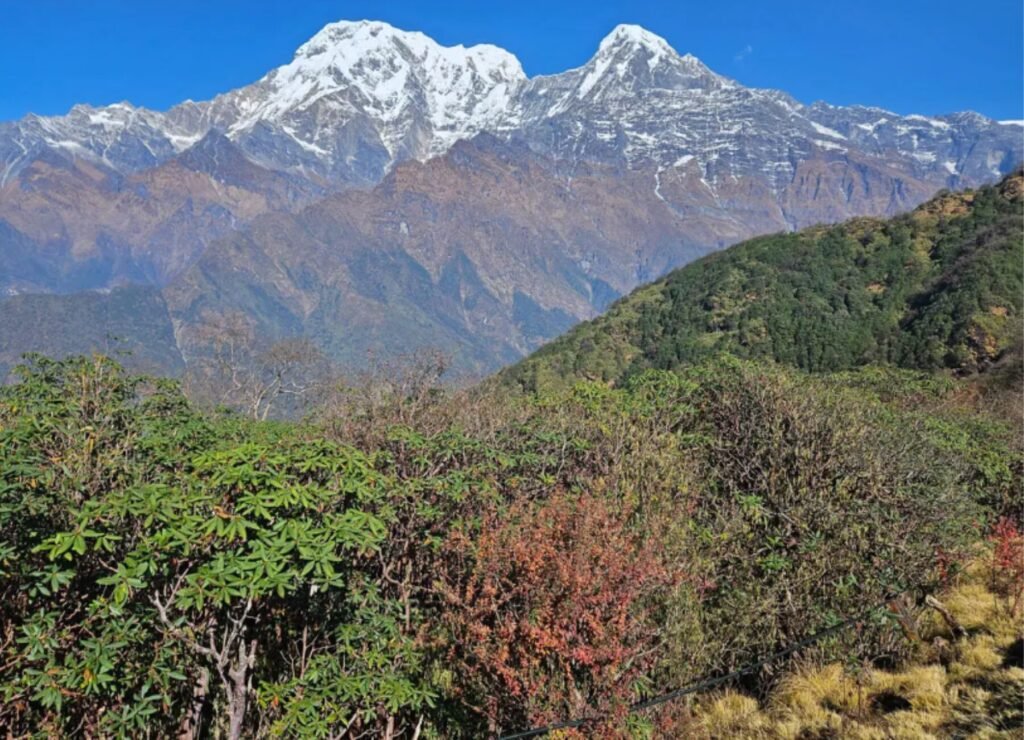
501,171 -> 1024,394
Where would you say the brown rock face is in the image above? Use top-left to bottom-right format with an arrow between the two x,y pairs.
0,134 -> 321,293
164,136 -> 974,375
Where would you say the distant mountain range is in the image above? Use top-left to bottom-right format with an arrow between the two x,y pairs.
1,20 -> 1021,377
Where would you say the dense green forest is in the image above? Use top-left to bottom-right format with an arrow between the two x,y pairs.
1,174 -> 1021,737
501,171 -> 1024,394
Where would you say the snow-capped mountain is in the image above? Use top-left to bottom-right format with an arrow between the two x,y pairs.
2,20 -> 528,186
2,19 -> 1022,377
510,25 -> 1021,192
2,21 -> 1019,190
176,20 -> 527,184
0,102 -> 199,186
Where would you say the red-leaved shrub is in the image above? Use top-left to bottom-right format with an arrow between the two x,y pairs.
439,491 -> 677,736
990,517 -> 1024,615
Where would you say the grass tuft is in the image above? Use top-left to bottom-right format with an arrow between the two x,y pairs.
680,552 -> 1023,738
695,692 -> 768,738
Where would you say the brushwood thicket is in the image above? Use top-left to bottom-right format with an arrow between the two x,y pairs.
1,352 -> 1018,737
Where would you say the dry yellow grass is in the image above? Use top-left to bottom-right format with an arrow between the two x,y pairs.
695,692 -> 768,738
678,554 -> 1023,739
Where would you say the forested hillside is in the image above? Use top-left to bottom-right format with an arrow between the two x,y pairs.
0,286 -> 183,379
502,171 -> 1024,393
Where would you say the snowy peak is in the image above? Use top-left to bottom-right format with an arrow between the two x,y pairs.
179,18 -> 531,180
295,20 -> 525,81
288,18 -> 527,107
597,24 -> 676,60
231,19 -> 525,141
572,23 -> 730,100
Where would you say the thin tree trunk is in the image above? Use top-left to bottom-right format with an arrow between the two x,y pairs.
178,667 -> 209,740
925,594 -> 967,639
226,640 -> 256,740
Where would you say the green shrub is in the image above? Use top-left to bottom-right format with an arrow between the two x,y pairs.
0,354 -> 1012,736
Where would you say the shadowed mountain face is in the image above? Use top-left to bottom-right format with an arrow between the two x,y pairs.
165,136 -> 715,374
0,20 -> 1020,376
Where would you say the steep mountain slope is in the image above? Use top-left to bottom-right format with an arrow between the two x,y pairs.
163,135 -> 719,374
0,133 -> 321,293
500,171 -> 1024,392
0,285 -> 182,380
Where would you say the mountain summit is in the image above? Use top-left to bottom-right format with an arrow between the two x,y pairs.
195,19 -> 527,180
590,23 -> 686,76
589,24 -> 729,91
2,20 -> 1018,188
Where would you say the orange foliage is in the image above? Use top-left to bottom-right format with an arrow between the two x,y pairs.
989,517 -> 1024,615
439,491 -> 678,735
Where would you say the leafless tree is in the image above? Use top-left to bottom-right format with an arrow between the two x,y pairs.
186,313 -> 328,419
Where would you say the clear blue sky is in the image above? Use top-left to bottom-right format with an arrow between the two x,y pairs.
2,0 -> 1022,121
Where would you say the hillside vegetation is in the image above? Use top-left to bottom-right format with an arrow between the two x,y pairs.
1,351 -> 1019,737
1,175 -> 1021,738
501,171 -> 1024,394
